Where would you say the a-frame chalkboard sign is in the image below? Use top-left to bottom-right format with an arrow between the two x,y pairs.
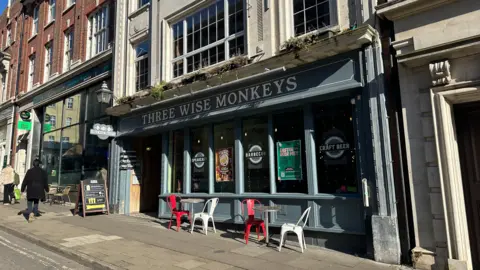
74,179 -> 110,217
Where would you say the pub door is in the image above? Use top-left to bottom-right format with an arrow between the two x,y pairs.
455,102 -> 480,269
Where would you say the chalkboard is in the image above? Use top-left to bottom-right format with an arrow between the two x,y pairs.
74,179 -> 109,217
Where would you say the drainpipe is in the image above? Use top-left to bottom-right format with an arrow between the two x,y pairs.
9,4 -> 26,167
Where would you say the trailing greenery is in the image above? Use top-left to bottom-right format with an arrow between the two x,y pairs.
283,30 -> 336,57
117,95 -> 136,105
150,82 -> 167,100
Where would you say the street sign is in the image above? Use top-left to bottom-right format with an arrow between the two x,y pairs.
89,124 -> 116,140
18,121 -> 32,131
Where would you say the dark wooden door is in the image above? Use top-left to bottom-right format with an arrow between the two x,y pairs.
455,104 -> 480,268
140,135 -> 162,213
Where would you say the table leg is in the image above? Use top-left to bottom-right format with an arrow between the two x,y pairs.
265,212 -> 269,244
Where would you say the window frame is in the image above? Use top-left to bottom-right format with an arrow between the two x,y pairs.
170,0 -> 247,79
65,117 -> 72,126
50,115 -> 57,127
63,29 -> 74,72
28,54 -> 35,91
44,41 -> 53,82
6,27 -> 11,46
291,0 -> 337,38
32,6 -> 39,36
134,40 -> 149,91
48,0 -> 56,23
87,4 -> 109,59
137,0 -> 149,9
66,97 -> 74,109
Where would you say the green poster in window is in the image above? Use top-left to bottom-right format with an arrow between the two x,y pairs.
276,140 -> 302,181
43,123 -> 52,132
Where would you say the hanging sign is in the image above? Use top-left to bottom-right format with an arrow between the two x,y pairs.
276,140 -> 302,181
192,152 -> 206,172
215,148 -> 233,182
74,179 -> 109,217
20,111 -> 31,120
245,144 -> 266,169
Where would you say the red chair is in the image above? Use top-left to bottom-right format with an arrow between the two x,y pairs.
241,199 -> 266,244
167,195 -> 190,232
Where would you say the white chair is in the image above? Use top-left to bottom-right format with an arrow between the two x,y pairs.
190,198 -> 219,235
278,206 -> 311,253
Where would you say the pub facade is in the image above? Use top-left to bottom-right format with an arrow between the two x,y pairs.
108,0 -> 404,264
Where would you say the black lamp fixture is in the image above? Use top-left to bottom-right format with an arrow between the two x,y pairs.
96,81 -> 113,104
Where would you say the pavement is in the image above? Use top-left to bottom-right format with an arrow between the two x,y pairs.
0,229 -> 89,269
0,199 -> 411,270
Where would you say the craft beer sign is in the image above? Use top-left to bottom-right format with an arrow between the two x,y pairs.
139,76 -> 298,126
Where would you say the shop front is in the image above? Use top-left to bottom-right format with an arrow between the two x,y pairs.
112,49 -> 396,254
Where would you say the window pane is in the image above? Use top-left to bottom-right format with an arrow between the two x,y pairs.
44,100 -> 63,130
315,99 -> 357,194
84,119 -> 109,177
135,40 -> 149,58
42,130 -> 61,184
217,0 -> 224,20
193,31 -> 200,50
218,19 -> 225,39
243,117 -> 269,193
273,109 -> 308,193
235,12 -> 244,33
60,124 -> 84,186
209,23 -> 217,44
170,130 -> 184,193
187,33 -> 193,52
294,0 -> 331,36
201,27 -> 208,47
208,4 -> 216,25
191,126 -> 209,193
229,36 -> 244,57
173,60 -> 184,77
63,92 -> 86,127
214,122 -> 234,193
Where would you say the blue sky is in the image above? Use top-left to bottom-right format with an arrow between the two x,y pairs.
0,0 -> 7,15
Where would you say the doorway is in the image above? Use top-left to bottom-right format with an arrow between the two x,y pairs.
130,135 -> 162,214
454,102 -> 480,268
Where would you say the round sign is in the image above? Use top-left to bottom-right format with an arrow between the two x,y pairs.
320,136 -> 349,159
192,152 -> 206,169
20,111 -> 31,120
219,151 -> 229,166
246,145 -> 265,164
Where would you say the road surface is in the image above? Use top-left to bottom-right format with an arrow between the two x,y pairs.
0,230 -> 89,269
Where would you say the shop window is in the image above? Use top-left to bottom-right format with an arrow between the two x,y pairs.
191,126 -> 209,193
170,130 -> 184,193
42,130 -> 61,184
242,117 -> 269,193
293,0 -> 331,36
84,119 -> 109,179
172,0 -> 245,78
135,40 -> 149,91
44,100 -> 62,131
314,98 -> 357,194
273,109 -> 308,194
60,124 -> 84,185
214,122 -> 235,193
63,93 -> 85,127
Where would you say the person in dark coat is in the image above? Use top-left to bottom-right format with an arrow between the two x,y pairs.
21,159 -> 48,222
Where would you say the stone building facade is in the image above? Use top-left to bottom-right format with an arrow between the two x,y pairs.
377,0 -> 480,269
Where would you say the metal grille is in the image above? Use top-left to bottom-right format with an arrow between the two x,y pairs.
257,0 -> 263,41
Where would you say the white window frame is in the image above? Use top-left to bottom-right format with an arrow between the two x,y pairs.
138,0 -> 149,9
1,72 -> 7,102
48,0 -> 56,23
50,115 -> 56,127
66,0 -> 76,8
13,20 -> 17,42
87,4 -> 109,59
170,0 -> 246,79
286,0 -> 337,38
48,135 -> 55,142
65,117 -> 72,126
6,27 -> 11,47
44,42 -> 53,82
66,97 -> 73,109
32,6 -> 39,36
63,29 -> 74,72
135,40 -> 149,91
61,136 -> 69,143
27,54 -> 35,91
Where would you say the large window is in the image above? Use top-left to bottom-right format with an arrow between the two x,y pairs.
41,83 -> 110,185
48,0 -> 56,23
44,42 -> 53,82
273,109 -> 308,193
88,4 -> 109,58
32,6 -> 39,36
27,54 -> 35,91
293,0 -> 331,36
170,130 -> 184,193
172,0 -> 245,78
135,40 -> 149,91
214,122 -> 235,193
243,117 -> 269,193
191,126 -> 209,193
64,29 -> 74,72
314,99 -> 357,193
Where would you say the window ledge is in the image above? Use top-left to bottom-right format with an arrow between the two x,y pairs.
28,33 -> 37,42
49,72 -> 59,80
62,3 -> 75,14
44,20 -> 55,29
128,3 -> 150,18
3,44 -> 10,51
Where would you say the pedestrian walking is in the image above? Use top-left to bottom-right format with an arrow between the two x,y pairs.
0,165 -> 16,205
21,159 -> 48,222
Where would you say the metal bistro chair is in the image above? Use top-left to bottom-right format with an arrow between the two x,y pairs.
278,206 -> 312,253
45,186 -> 58,204
190,198 -> 219,235
51,186 -> 71,205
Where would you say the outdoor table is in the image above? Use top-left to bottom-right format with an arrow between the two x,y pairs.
253,205 -> 281,246
180,198 -> 205,226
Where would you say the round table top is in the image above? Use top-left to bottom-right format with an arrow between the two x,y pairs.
253,205 -> 281,212
180,198 -> 205,204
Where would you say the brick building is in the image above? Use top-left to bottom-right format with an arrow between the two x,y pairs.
4,0 -> 115,187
